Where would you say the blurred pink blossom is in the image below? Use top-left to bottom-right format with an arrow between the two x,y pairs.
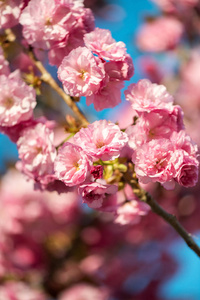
137,17 -> 183,52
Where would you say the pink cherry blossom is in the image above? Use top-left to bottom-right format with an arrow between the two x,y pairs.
0,70 -> 36,127
17,122 -> 56,183
0,46 -> 10,76
58,46 -> 105,97
126,106 -> 184,149
132,139 -> 177,189
19,0 -> 77,50
86,78 -> 124,111
73,120 -> 128,161
137,17 -> 184,52
170,130 -> 198,157
175,154 -> 199,187
114,200 -> 149,225
54,142 -> 92,186
104,54 -> 134,81
0,0 -> 23,29
48,7 -> 95,66
124,79 -> 174,114
58,283 -> 109,300
79,181 -> 118,209
84,27 -> 127,61
0,282 -> 47,300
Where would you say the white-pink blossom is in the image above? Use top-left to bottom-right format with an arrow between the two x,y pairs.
0,70 -> 36,127
126,106 -> 184,150
19,0 -> 77,49
175,154 -> 199,187
73,120 -> 128,161
58,46 -> 105,97
104,54 -> 134,81
137,17 -> 184,52
124,79 -> 174,114
170,130 -> 198,157
114,200 -> 149,225
79,182 -> 118,209
0,0 -> 23,29
48,7 -> 95,66
54,142 -> 92,186
84,27 -> 127,61
132,139 -> 177,189
86,78 -> 124,111
17,122 -> 56,183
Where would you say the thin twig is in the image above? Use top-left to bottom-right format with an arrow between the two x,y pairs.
123,171 -> 200,258
28,48 -> 89,127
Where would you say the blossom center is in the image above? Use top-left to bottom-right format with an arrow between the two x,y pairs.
3,97 -> 14,109
96,140 -> 105,148
79,69 -> 86,80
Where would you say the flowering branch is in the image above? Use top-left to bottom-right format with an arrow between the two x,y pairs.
123,170 -> 200,258
27,48 -> 89,127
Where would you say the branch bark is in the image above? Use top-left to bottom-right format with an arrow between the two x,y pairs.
28,48 -> 89,127
123,171 -> 200,258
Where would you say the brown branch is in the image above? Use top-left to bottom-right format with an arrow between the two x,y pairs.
28,48 -> 89,127
123,171 -> 200,258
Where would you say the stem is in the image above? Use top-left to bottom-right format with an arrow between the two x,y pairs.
28,48 -> 89,127
123,171 -> 200,258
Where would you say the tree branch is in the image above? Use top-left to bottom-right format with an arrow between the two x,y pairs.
123,171 -> 200,258
28,48 -> 89,127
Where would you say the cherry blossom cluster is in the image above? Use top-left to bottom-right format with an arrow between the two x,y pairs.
125,79 -> 199,189
0,0 -> 199,226
58,27 -> 134,111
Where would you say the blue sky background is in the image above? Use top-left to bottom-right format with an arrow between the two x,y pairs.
0,1 -> 200,298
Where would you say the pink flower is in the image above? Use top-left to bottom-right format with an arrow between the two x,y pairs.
126,106 -> 184,149
19,0 -> 77,49
0,282 -> 47,300
86,78 -> 124,111
73,120 -> 128,161
79,182 -> 118,209
58,283 -> 109,300
104,54 -> 134,81
48,7 -> 95,66
0,46 -> 10,76
170,130 -> 198,157
175,155 -> 199,187
58,46 -> 105,97
132,139 -> 177,189
0,0 -> 23,29
124,79 -> 174,114
0,70 -> 36,127
84,27 -> 127,61
137,17 -> 183,52
54,142 -> 92,186
17,122 -> 56,183
114,200 -> 149,225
